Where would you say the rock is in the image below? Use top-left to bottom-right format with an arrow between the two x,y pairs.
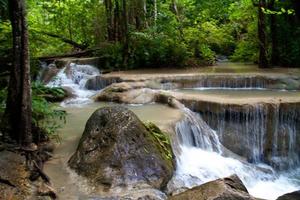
90,189 -> 167,200
85,76 -> 122,90
94,82 -> 155,104
276,190 -> 300,200
0,150 -> 32,200
61,86 -> 77,99
40,63 -> 60,84
37,183 -> 57,199
68,106 -> 174,192
169,174 -> 256,200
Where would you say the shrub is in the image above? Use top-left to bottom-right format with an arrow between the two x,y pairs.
0,82 -> 66,142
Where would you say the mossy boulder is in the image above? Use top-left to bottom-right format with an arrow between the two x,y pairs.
68,106 -> 174,191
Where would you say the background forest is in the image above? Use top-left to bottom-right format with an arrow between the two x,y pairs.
0,0 -> 300,74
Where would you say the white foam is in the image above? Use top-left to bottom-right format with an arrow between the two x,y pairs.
47,63 -> 100,107
176,146 -> 299,200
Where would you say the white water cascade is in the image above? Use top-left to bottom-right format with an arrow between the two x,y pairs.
174,106 -> 300,200
47,63 -> 100,106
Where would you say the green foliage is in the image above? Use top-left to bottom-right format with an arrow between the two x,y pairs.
32,82 -> 67,140
128,31 -> 189,68
31,95 -> 66,140
32,81 -> 66,102
0,83 -> 66,140
93,42 -> 123,70
144,121 -> 173,160
27,0 -> 106,57
228,0 -> 258,62
1,0 -> 299,68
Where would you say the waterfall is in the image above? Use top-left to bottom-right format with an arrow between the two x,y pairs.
173,105 -> 300,200
46,63 -> 100,106
194,76 -> 267,89
175,107 -> 221,153
202,103 -> 300,169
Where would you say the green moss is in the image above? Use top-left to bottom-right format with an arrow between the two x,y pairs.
144,122 -> 173,161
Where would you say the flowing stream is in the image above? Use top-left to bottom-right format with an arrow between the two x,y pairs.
46,63 -> 100,106
43,62 -> 300,199
173,105 -> 300,200
44,102 -> 182,199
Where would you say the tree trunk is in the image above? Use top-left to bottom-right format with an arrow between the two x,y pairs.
171,0 -> 185,42
114,0 -> 121,41
292,0 -> 300,24
269,0 -> 279,66
104,0 -> 114,41
258,0 -> 269,68
3,0 -> 32,145
122,0 -> 129,67
154,0 -> 157,26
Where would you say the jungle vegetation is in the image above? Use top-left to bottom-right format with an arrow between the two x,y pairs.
0,0 -> 299,145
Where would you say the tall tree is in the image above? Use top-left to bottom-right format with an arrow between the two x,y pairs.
257,0 -> 269,68
269,0 -> 279,66
2,0 -> 32,146
122,0 -> 129,66
104,0 -> 114,41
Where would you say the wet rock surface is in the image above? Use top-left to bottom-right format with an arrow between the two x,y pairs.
85,76 -> 122,90
168,175 -> 256,200
276,190 -> 300,200
0,150 -> 32,200
68,106 -> 174,192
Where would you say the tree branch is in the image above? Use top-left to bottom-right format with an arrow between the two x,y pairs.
33,30 -> 88,50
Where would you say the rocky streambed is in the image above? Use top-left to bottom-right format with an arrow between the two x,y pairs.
5,59 -> 299,199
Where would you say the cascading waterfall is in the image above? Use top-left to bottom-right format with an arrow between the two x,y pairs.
174,104 -> 300,200
175,107 -> 221,153
46,63 -> 100,106
202,103 -> 300,169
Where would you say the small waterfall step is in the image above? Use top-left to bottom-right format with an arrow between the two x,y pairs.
45,62 -> 101,106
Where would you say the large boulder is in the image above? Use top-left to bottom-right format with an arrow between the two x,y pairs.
276,190 -> 300,200
169,175 -> 256,200
68,106 -> 174,192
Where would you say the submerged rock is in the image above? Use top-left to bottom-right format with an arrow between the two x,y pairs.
168,174 -> 256,200
68,106 -> 174,193
276,190 -> 300,200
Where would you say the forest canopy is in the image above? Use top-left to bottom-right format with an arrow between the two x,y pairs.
0,0 -> 300,70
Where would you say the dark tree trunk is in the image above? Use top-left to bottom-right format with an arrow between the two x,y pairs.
134,0 -> 147,30
258,0 -> 269,68
104,0 -> 114,41
114,0 -> 121,41
292,0 -> 300,23
2,0 -> 32,146
122,0 -> 129,67
269,0 -> 279,66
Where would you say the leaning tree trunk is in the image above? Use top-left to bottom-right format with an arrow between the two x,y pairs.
3,0 -> 32,146
258,0 -> 269,68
